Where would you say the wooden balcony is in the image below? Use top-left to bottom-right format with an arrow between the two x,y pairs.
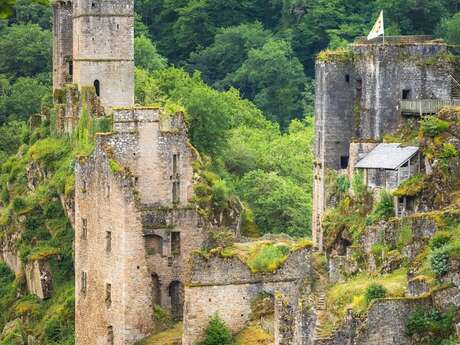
400,99 -> 460,116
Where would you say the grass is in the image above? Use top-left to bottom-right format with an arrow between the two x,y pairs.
213,237 -> 312,273
234,323 -> 273,345
135,323 -> 182,345
326,268 -> 408,320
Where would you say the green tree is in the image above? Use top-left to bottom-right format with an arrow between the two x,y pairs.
9,0 -> 52,29
0,24 -> 52,79
134,35 -> 167,72
188,22 -> 272,86
224,38 -> 307,127
0,77 -> 51,123
439,13 -> 460,45
197,314 -> 234,345
238,170 -> 311,237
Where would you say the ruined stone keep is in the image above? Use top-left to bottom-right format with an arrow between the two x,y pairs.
312,37 -> 455,250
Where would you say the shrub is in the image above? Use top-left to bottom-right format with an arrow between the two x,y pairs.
351,170 -> 367,198
365,284 -> 387,303
439,143 -> 458,168
11,196 -> 27,212
406,308 -> 454,339
430,250 -> 449,277
420,116 -> 450,137
430,232 -> 451,251
197,314 -> 234,345
393,174 -> 425,197
366,191 -> 394,224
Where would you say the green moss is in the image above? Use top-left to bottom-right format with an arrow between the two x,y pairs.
108,159 -> 124,174
393,174 -> 425,198
317,48 -> 354,63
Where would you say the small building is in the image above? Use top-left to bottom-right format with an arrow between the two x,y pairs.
355,143 -> 420,190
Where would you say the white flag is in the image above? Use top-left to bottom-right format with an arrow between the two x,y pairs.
367,11 -> 384,40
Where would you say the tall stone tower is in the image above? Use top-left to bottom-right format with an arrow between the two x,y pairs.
52,0 -> 73,92
72,0 -> 134,108
312,36 -> 454,250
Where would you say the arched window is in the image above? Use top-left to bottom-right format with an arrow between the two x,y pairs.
94,80 -> 100,97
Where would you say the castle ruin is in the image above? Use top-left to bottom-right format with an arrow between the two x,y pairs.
312,36 -> 455,250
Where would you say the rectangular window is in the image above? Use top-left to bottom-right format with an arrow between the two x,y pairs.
82,218 -> 88,240
171,232 -> 181,257
107,325 -> 114,345
172,181 -> 180,204
106,283 -> 112,307
81,271 -> 87,294
402,89 -> 411,100
173,154 -> 179,175
106,232 -> 112,252
340,156 -> 349,169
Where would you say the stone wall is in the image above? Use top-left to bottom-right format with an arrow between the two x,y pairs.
312,39 -> 453,250
52,0 -> 73,92
75,107 -> 206,345
72,0 -> 134,107
183,248 -> 311,345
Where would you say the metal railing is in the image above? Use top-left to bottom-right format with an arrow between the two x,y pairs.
400,99 -> 460,115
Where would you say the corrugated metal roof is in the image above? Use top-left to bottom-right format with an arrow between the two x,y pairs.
355,143 -> 419,170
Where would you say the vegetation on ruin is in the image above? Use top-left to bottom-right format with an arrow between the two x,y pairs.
135,322 -> 182,345
326,268 -> 408,319
196,237 -> 312,273
196,315 -> 234,345
406,307 -> 456,345
394,174 -> 426,198
234,323 -> 273,345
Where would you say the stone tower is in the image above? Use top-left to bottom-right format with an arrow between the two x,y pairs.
312,36 -> 454,250
52,0 -> 73,92
72,0 -> 134,108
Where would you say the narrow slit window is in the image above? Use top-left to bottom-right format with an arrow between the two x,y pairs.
82,218 -> 88,240
106,231 -> 112,252
345,74 -> 350,83
171,232 -> 181,257
172,181 -> 180,203
81,271 -> 87,294
68,60 -> 73,76
107,326 -> 114,345
172,154 -> 179,175
94,80 -> 100,97
106,283 -> 112,307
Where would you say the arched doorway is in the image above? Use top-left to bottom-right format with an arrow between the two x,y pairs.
168,280 -> 184,321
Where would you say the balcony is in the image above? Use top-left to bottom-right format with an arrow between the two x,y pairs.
400,99 -> 460,116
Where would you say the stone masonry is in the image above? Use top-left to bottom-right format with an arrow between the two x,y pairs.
312,37 -> 454,249
53,0 -> 134,108
183,248 -> 312,345
75,108 -> 207,345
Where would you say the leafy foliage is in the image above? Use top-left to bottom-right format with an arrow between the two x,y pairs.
197,314 -> 234,345
406,308 -> 455,344
364,283 -> 387,303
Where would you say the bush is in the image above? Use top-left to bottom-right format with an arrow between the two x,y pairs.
365,283 -> 387,303
406,308 -> 454,339
366,191 -> 394,224
430,232 -> 451,251
430,251 -> 449,277
197,314 -> 234,345
420,116 -> 450,137
351,170 -> 368,198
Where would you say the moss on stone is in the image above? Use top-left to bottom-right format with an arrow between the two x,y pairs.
317,48 -> 354,63
393,174 -> 426,198
108,159 -> 124,174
